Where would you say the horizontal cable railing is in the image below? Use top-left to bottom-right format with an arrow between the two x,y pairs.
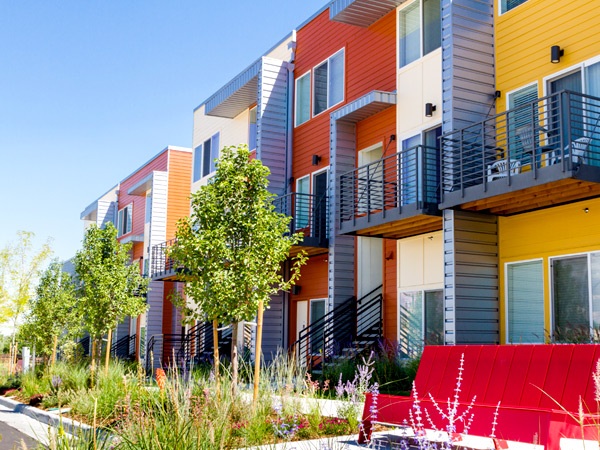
150,238 -> 178,279
272,192 -> 329,244
339,145 -> 440,226
441,90 -> 600,198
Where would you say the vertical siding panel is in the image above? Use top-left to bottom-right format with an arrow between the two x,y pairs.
257,57 -> 290,196
443,209 -> 499,344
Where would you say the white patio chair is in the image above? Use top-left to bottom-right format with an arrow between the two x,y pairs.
549,137 -> 592,165
487,159 -> 521,182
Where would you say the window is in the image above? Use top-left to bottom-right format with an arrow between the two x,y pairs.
398,289 -> 443,357
295,72 -> 311,126
249,106 -> 257,151
117,204 -> 132,237
296,176 -> 310,229
193,132 -> 220,182
506,84 -> 539,165
398,0 -> 441,69
506,260 -> 545,343
313,49 -> 345,116
551,252 -> 600,342
500,0 -> 529,14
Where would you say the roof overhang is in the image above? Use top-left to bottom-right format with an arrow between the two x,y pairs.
80,201 -> 98,221
204,58 -> 260,119
331,90 -> 396,123
329,0 -> 407,27
127,172 -> 159,196
120,234 -> 144,245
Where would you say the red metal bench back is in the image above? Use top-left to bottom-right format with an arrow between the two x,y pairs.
414,344 -> 600,414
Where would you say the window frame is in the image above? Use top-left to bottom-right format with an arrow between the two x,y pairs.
549,251 -> 599,342
397,287 -> 444,357
294,71 -> 312,127
498,0 -> 530,16
194,132 -> 220,183
249,105 -> 257,151
397,0 -> 441,70
117,203 -> 133,237
312,48 -> 345,118
504,258 -> 545,344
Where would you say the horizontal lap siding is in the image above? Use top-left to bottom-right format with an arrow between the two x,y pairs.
383,239 -> 397,341
288,255 -> 329,346
293,9 -> 396,182
166,151 -> 192,240
118,152 -> 169,243
496,0 -> 600,111
356,107 -> 396,156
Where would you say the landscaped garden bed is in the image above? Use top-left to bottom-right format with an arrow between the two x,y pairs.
0,349 -> 406,449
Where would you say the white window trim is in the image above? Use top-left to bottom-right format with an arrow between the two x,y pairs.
504,258 -> 545,345
311,165 -> 330,195
505,81 -> 539,108
197,132 -> 220,183
117,203 -> 133,237
396,0 -> 442,72
312,48 -> 345,118
397,286 -> 444,354
548,250 -> 600,341
498,0 -> 530,16
541,54 -> 600,98
294,71 -> 311,127
309,298 -> 329,356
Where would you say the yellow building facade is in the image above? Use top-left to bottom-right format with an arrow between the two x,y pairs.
495,0 -> 600,343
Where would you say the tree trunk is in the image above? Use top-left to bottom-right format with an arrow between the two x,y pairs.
253,300 -> 264,406
231,322 -> 239,398
51,336 -> 58,370
212,319 -> 220,397
91,339 -> 96,388
105,329 -> 112,376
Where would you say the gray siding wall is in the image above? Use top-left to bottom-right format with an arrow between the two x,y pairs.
443,210 -> 499,344
441,0 -> 495,133
329,119 -> 356,307
261,292 -> 285,363
115,318 -> 130,342
257,57 -> 290,197
146,280 -> 164,369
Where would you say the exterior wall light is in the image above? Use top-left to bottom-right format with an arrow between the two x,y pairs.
425,103 -> 436,117
551,45 -> 564,64
312,155 -> 322,166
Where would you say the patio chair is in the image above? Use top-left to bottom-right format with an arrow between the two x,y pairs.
549,137 -> 592,165
487,158 -> 521,182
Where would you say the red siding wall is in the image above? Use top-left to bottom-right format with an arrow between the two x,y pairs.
292,9 -> 397,182
288,254 -> 329,345
383,239 -> 397,341
118,152 -> 169,261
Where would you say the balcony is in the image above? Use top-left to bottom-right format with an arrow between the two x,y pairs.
441,91 -> 600,215
272,192 -> 329,256
339,145 -> 442,239
150,238 -> 180,281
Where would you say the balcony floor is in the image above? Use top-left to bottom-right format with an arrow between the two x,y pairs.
441,163 -> 600,215
339,202 -> 441,239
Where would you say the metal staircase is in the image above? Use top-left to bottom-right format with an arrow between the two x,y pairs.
290,284 -> 383,371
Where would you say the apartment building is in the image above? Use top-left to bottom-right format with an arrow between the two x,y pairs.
81,146 -> 192,366
440,0 -> 600,346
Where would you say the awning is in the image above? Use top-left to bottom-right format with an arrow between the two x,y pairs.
204,58 -> 261,119
331,90 -> 396,123
329,0 -> 407,28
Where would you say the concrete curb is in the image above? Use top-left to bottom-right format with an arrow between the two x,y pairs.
0,396 -> 93,436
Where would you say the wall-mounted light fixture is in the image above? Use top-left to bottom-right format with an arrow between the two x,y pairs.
292,285 -> 301,295
551,45 -> 564,64
585,207 -> 590,213
425,103 -> 436,117
312,155 -> 322,166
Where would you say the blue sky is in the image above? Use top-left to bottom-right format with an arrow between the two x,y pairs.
0,0 -> 327,262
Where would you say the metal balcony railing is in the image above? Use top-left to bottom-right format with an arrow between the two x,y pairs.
272,192 -> 329,246
441,90 -> 600,199
150,238 -> 179,279
339,145 -> 440,226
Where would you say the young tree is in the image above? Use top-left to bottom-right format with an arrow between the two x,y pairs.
74,223 -> 148,379
0,231 -> 52,372
169,145 -> 307,398
19,259 -> 81,366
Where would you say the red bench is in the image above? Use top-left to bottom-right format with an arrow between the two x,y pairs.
359,345 -> 600,448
